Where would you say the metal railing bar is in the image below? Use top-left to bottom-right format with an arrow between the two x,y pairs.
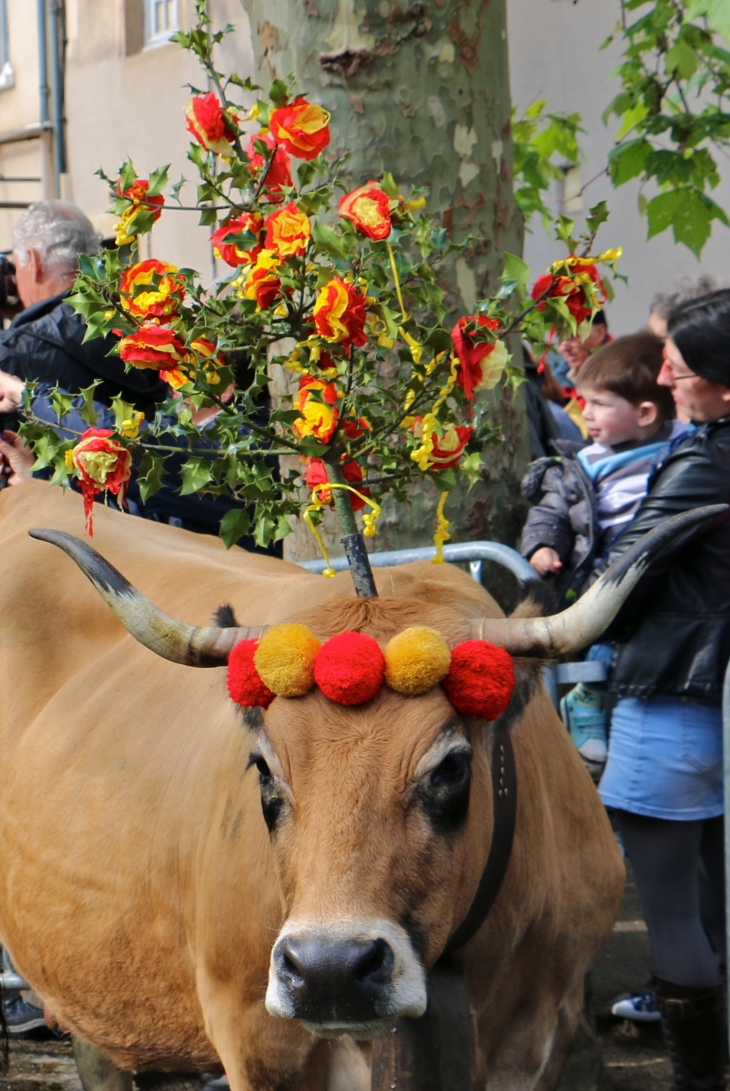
298,541 -> 536,585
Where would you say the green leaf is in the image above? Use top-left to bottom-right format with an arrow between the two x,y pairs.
111,395 -> 136,432
608,139 -> 652,185
381,172 -> 399,199
501,251 -> 530,287
269,79 -> 289,108
311,219 -> 347,259
78,382 -> 101,427
180,456 -> 212,495
615,100 -> 648,140
147,164 -> 170,197
686,0 -> 730,41
137,452 -> 167,502
665,38 -> 699,80
219,506 -> 251,549
646,188 -> 728,256
118,160 -> 137,192
585,200 -> 610,233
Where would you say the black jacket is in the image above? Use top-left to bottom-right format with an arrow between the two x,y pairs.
591,418 -> 730,700
0,294 -> 167,412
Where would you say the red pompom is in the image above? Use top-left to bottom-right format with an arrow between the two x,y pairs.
227,640 -> 275,709
313,632 -> 385,706
442,641 -> 515,720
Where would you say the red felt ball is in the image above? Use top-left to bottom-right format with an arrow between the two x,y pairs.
442,640 -> 515,720
227,639 -> 275,709
313,631 -> 385,706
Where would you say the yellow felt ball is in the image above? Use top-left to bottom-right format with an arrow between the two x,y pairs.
384,627 -> 451,696
254,623 -> 321,697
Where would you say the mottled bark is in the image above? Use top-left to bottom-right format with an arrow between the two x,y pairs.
240,0 -> 528,564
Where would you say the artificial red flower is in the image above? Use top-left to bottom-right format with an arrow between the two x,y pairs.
114,178 -> 164,246
451,315 -> 508,400
293,376 -> 340,443
211,213 -> 264,267
269,97 -> 331,160
409,420 -> 473,469
67,428 -> 132,537
185,92 -> 238,156
531,256 -> 607,327
338,182 -> 392,241
264,202 -> 312,257
119,259 -> 186,322
313,277 -> 368,350
246,132 -> 293,200
118,324 -> 189,388
304,456 -> 368,511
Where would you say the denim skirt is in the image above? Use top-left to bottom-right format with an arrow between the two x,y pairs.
598,695 -> 724,820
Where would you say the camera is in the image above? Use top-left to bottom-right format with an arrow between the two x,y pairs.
0,253 -> 18,309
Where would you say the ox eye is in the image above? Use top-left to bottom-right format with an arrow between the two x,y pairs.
248,751 -> 285,834
418,750 -> 472,832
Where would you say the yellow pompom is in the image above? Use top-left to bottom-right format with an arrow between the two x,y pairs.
384,627 -> 451,696
254,623 -> 321,697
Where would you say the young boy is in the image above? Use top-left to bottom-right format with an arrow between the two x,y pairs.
519,332 -> 687,773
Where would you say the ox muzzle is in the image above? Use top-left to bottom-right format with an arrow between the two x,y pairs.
265,919 -> 427,1036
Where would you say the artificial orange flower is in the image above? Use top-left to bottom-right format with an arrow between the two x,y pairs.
66,429 -> 132,536
304,456 -> 368,511
185,92 -> 238,156
313,277 -> 368,350
451,315 -> 508,400
293,376 -> 340,443
246,132 -> 292,200
119,259 -> 186,322
531,256 -> 607,326
114,178 -> 164,246
242,250 -> 282,310
264,203 -> 312,257
269,97 -> 331,160
211,213 -> 264,267
339,182 -> 392,241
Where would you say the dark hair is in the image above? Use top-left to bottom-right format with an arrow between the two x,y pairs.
577,332 -> 675,421
667,288 -> 730,386
592,309 -> 608,327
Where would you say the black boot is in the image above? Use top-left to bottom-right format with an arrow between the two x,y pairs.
654,975 -> 727,1091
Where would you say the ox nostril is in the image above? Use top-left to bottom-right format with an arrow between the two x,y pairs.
275,935 -> 395,1024
354,937 -> 394,986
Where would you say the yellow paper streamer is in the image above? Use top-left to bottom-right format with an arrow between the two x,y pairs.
386,241 -> 407,322
303,483 -> 382,577
432,491 -> 451,564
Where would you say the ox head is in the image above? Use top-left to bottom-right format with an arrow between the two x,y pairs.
29,505 -> 725,1038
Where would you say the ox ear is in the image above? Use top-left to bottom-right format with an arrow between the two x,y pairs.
493,656 -> 547,732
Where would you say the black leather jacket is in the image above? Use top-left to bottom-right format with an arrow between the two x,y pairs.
590,418 -> 730,700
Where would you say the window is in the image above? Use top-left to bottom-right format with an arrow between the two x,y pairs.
145,0 -> 179,47
0,0 -> 14,92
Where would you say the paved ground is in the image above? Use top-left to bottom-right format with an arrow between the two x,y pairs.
0,861 -> 670,1091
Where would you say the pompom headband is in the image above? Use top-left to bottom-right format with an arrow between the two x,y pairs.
227,623 -> 515,721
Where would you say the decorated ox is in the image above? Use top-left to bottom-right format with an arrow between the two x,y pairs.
0,481 -> 715,1091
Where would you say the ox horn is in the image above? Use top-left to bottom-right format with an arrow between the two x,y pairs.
471,505 -> 728,657
29,529 -> 265,666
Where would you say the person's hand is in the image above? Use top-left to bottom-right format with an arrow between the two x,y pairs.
0,429 -> 35,484
529,547 -> 563,576
0,369 -> 26,412
558,337 -> 590,373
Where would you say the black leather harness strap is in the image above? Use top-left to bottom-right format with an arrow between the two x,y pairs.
441,723 -> 517,956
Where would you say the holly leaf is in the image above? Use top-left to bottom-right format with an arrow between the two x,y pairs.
180,456 -> 212,495
219,506 -> 251,549
147,164 -> 170,197
312,220 -> 347,259
78,382 -> 101,427
269,79 -> 289,108
501,252 -> 530,288
137,451 -> 167,502
118,160 -> 137,192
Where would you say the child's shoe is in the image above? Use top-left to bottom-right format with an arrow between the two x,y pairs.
560,683 -> 607,777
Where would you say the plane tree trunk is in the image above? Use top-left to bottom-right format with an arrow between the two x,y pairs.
240,0 -> 528,569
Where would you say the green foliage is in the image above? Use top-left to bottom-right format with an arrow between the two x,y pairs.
514,1 -> 730,256
22,5 -> 622,552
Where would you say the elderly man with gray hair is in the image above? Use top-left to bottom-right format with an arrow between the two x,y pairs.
0,200 -> 165,410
